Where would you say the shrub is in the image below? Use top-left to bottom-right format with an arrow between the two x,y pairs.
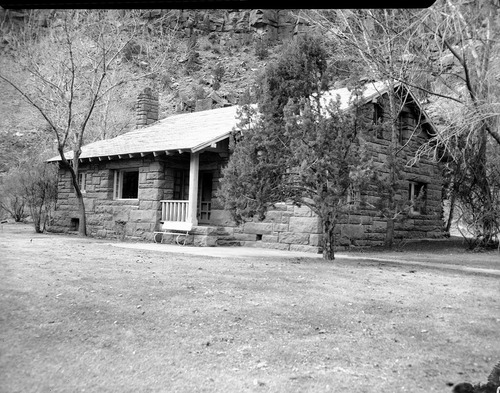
254,38 -> 269,60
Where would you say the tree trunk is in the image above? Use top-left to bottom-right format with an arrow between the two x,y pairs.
385,218 -> 395,248
33,209 -> 42,233
322,215 -> 336,260
476,126 -> 494,246
64,154 -> 87,237
77,194 -> 87,236
445,191 -> 456,234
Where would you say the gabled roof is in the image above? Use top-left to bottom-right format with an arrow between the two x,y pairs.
48,105 -> 242,162
48,81 -> 437,163
318,81 -> 438,135
318,81 -> 390,111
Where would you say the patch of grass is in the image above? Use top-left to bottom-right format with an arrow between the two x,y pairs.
0,224 -> 498,392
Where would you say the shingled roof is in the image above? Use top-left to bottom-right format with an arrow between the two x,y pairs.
48,81 -> 436,163
48,105 -> 242,162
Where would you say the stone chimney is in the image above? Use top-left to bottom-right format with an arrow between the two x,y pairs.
136,87 -> 159,128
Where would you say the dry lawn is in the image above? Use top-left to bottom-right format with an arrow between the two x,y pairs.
0,223 -> 498,393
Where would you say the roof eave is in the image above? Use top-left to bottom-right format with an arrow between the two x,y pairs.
191,132 -> 231,153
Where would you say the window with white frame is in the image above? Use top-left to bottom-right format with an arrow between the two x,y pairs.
408,181 -> 426,215
113,169 -> 139,199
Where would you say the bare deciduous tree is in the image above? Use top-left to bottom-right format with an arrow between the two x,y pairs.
0,10 -> 176,236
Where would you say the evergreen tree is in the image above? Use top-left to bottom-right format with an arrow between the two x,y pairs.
218,35 -> 372,259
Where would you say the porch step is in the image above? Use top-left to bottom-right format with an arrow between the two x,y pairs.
157,224 -> 240,247
215,237 -> 243,247
190,225 -> 232,236
191,226 -> 241,247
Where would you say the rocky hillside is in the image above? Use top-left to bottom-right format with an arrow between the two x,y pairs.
145,9 -> 311,117
0,9 -> 311,165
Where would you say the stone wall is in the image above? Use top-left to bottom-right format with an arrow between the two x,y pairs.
50,157 -> 165,240
232,203 -> 322,253
224,95 -> 445,253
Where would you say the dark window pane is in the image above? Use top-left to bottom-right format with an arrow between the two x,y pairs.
122,171 -> 139,199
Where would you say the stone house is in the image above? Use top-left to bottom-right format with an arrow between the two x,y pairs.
48,82 -> 445,252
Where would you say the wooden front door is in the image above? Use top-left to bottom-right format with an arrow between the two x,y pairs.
198,172 -> 213,223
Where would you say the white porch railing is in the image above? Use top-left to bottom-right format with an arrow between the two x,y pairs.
160,200 -> 189,222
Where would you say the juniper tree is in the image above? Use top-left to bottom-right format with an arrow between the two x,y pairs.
218,35 -> 372,259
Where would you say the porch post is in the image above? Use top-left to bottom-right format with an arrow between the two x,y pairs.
187,152 -> 199,226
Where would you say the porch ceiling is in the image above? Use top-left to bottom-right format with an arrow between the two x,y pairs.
47,105 -> 243,162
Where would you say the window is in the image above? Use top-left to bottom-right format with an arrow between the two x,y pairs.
399,111 -> 409,144
346,185 -> 361,208
173,169 -> 189,200
114,169 -> 139,199
373,102 -> 384,123
78,172 -> 87,193
373,102 -> 384,139
70,218 -> 79,231
408,181 -> 426,215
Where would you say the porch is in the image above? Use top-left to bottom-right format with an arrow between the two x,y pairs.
159,199 -> 211,229
158,149 -> 216,230
157,199 -> 237,246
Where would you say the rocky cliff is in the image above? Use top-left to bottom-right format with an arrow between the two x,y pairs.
0,9 -> 311,162
141,9 -> 308,41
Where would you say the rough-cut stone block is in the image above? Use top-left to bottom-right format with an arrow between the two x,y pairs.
339,224 -> 365,239
129,210 -> 157,223
309,233 -> 322,246
124,222 -> 138,235
233,233 -> 258,241
151,179 -> 165,189
289,244 -> 321,254
96,191 -> 112,200
273,223 -> 288,232
83,199 -> 95,211
139,188 -> 161,201
262,210 -> 282,222
293,205 -> 312,217
366,233 -> 386,241
346,215 -> 373,225
243,222 -> 274,235
279,232 -> 309,245
262,235 -> 278,243
138,200 -> 156,211
280,212 -> 292,224
246,241 -> 290,251
288,216 -> 321,234
352,239 -> 370,247
372,220 -> 387,230
191,226 -> 219,235
135,223 -> 154,234
112,210 -> 130,222
192,235 -> 217,247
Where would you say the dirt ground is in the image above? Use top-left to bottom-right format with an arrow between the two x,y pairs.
0,223 -> 498,393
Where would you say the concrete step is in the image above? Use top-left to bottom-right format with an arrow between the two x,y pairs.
216,239 -> 243,247
191,225 -> 232,236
